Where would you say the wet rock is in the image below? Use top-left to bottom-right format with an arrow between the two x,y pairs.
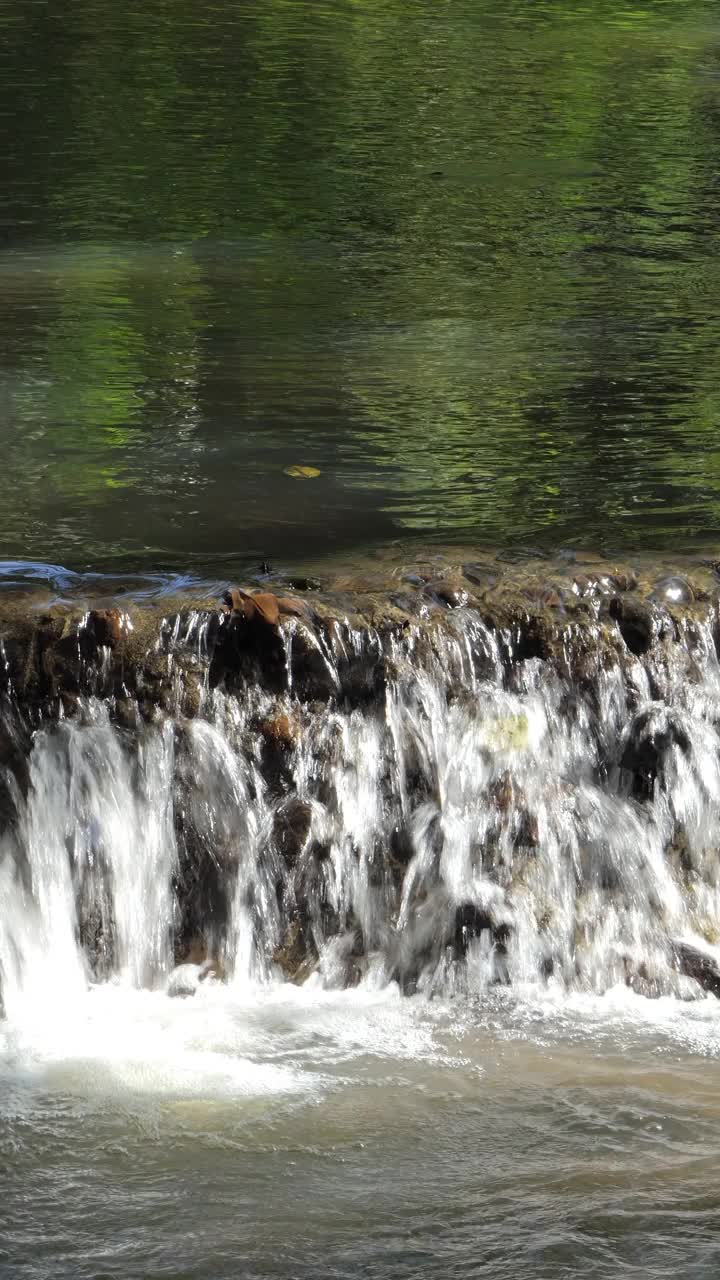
180,935 -> 210,966
40,632 -> 83,696
273,797 -> 312,868
318,926 -> 366,989
572,573 -> 625,599
611,570 -> 638,593
666,825 -> 694,879
462,562 -> 498,590
496,546 -> 550,564
620,707 -> 690,798
651,575 -> 694,606
453,903 -> 494,956
180,676 -> 203,719
515,809 -> 539,848
272,918 -> 317,982
574,568 -> 637,596
0,552 -> 708,721
6,550 -> 720,1005
541,588 -> 564,609
59,691 -> 80,719
606,595 -> 655,656
424,579 -> 469,609
173,791 -> 233,948
211,592 -> 286,692
309,837 -> 332,864
623,956 -> 663,999
507,615 -> 554,663
166,959 -> 215,998
389,592 -> 421,614
490,771 -> 514,814
92,608 -> 123,647
572,574 -> 594,598
259,712 -> 298,752
0,710 -> 30,805
78,906 -> 114,980
283,576 -> 322,592
452,904 -> 511,965
285,620 -> 339,701
389,822 -> 415,871
673,940 -> 720,998
259,714 -> 299,792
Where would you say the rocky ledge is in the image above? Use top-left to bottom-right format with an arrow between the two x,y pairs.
0,549 -> 717,718
2,547 -> 720,999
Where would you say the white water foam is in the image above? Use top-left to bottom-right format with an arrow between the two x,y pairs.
0,976 -> 448,1106
3,605 -> 720,1087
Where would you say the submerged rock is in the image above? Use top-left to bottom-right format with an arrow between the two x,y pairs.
424,579 -> 469,609
166,960 -> 215,998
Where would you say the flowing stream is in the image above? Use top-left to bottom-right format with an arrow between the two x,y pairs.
2,598 -> 720,1276
4,0 -> 720,1271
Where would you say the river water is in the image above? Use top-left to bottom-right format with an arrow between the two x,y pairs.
2,590 -> 720,1276
2,1 -> 720,569
3,1 -> 720,1275
3,982 -> 720,1279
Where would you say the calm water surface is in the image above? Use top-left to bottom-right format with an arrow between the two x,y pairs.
1,1 -> 720,571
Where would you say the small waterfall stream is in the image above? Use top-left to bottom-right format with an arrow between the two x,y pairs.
2,587 -> 720,1019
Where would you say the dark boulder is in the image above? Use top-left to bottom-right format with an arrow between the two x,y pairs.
620,706 -> 690,799
606,595 -> 656,656
673,940 -> 720,998
452,903 -> 511,967
85,608 -> 123,649
453,903 -> 494,956
211,590 -> 286,692
273,796 -> 312,868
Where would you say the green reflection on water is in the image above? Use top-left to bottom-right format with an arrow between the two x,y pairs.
1,0 -> 720,569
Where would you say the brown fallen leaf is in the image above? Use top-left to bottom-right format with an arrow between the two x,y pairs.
283,464 -> 321,478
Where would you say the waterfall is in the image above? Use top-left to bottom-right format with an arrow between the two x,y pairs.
0,704 -> 177,1018
2,580 -> 720,1017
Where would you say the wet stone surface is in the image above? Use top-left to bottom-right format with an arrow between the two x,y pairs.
1,548 -> 720,996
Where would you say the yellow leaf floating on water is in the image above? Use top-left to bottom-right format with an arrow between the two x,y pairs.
482,713 -> 529,753
283,464 -> 321,478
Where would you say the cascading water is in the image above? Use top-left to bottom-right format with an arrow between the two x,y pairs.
2,583 -> 720,1017
0,704 -> 178,1020
4,572 -> 720,1280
